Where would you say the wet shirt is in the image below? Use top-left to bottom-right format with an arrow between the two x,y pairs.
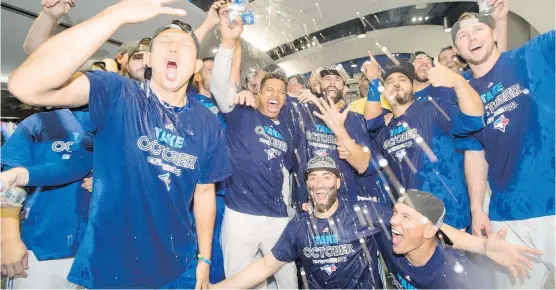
366,99 -> 485,229
1,109 -> 93,261
456,31 -> 555,221
223,105 -> 296,217
68,71 -> 231,288
272,200 -> 392,289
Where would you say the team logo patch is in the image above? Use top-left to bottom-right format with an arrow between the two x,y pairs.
320,264 -> 337,275
158,172 -> 171,191
315,150 -> 328,157
265,149 -> 277,160
405,275 -> 411,281
395,149 -> 406,162
493,115 -> 510,132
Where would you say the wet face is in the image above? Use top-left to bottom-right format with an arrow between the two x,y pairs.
307,170 -> 340,213
258,78 -> 286,120
127,51 -> 149,81
384,72 -> 414,106
390,203 -> 430,255
359,76 -> 370,98
454,22 -> 497,66
149,29 -> 197,92
411,55 -> 432,83
287,77 -> 304,95
438,48 -> 459,72
199,59 -> 214,91
319,74 -> 344,103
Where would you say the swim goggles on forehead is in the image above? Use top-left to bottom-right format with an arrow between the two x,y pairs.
151,20 -> 200,57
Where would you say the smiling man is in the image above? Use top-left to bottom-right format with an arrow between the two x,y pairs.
452,12 -> 555,288
210,8 -> 299,288
8,1 -> 231,288
211,157 -> 542,289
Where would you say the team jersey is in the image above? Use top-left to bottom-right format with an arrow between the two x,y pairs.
67,71 -> 231,288
223,103 -> 296,217
366,98 -> 485,229
1,109 -> 93,261
375,233 -> 493,289
193,93 -> 226,128
456,31 -> 555,221
287,101 -> 386,203
272,200 -> 392,289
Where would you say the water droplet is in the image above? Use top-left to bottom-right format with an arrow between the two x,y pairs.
378,159 -> 388,167
523,88 -> 530,94
453,261 -> 464,273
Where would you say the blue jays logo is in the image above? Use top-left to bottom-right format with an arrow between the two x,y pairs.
315,150 -> 328,157
320,264 -> 337,275
493,115 -> 509,132
158,172 -> 171,191
395,149 -> 406,162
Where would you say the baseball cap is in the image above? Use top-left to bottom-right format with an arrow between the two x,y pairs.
318,64 -> 349,83
152,20 -> 200,57
383,61 -> 416,84
304,156 -> 340,180
117,41 -> 137,56
451,13 -> 495,43
409,51 -> 433,64
288,74 -> 308,87
397,190 -> 453,246
128,37 -> 152,58
80,59 -> 107,72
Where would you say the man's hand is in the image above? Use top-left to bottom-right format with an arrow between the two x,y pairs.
1,168 -> 30,191
484,227 -> 543,280
1,238 -> 28,278
361,50 -> 382,81
233,90 -> 257,108
111,0 -> 187,25
296,90 -> 318,104
428,58 -> 466,88
490,0 -> 509,21
219,5 -> 243,43
205,0 -> 225,27
82,177 -> 93,193
313,97 -> 349,134
471,209 -> 492,237
195,261 -> 210,289
42,0 -> 75,20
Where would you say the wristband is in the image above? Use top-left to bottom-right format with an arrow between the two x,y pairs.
198,255 -> 211,265
367,79 -> 382,102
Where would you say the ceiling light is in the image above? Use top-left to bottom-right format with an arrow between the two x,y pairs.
350,60 -> 357,68
443,16 -> 452,32
418,17 -> 423,21
412,17 -> 416,22
425,16 -> 429,20
302,45 -> 306,49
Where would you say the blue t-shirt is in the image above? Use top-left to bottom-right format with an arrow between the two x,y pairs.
376,236 -> 492,289
193,93 -> 226,129
272,200 -> 392,289
68,72 -> 232,288
223,105 -> 296,217
456,31 -> 555,221
286,101 -> 387,205
367,98 -> 485,229
1,109 -> 93,261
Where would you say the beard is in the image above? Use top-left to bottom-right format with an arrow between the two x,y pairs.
322,85 -> 343,103
415,69 -> 429,83
465,42 -> 496,66
308,185 -> 338,213
393,89 -> 414,106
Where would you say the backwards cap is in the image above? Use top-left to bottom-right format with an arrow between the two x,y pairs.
451,13 -> 495,43
152,20 -> 200,57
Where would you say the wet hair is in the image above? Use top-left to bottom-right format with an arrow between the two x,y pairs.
260,72 -> 287,90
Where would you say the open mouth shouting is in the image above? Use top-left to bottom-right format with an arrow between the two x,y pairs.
165,59 -> 178,81
392,227 -> 404,247
267,99 -> 280,114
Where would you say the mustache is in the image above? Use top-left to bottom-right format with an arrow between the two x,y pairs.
308,185 -> 336,192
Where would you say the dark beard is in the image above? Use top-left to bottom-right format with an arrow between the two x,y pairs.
415,74 -> 429,83
323,86 -> 343,103
394,90 -> 414,106
308,185 -> 338,213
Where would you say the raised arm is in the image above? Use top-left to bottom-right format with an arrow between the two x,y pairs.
213,253 -> 285,289
362,51 -> 384,121
210,8 -> 244,113
193,0 -> 223,44
491,0 -> 509,52
23,0 -> 75,55
9,1 -> 186,107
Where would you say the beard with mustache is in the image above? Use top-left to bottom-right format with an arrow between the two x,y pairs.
321,85 -> 344,103
392,88 -> 414,106
415,67 -> 429,83
308,184 -> 338,213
